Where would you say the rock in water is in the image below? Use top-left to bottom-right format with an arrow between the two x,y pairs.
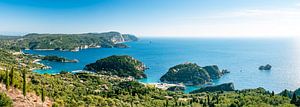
190,83 -> 235,93
259,64 -> 272,70
84,55 -> 147,79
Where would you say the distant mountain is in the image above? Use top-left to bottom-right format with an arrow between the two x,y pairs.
0,35 -> 21,40
0,31 -> 138,51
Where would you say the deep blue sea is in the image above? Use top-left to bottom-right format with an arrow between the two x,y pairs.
23,38 -> 300,93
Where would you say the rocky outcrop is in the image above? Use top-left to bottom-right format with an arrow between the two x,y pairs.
259,64 -> 272,70
84,55 -> 147,79
190,83 -> 235,93
203,65 -> 222,79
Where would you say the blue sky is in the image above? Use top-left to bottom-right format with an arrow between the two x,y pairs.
1,0 -> 300,37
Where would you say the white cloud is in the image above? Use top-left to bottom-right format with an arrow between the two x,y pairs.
222,8 -> 300,18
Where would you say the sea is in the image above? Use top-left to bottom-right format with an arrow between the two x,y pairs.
23,38 -> 300,93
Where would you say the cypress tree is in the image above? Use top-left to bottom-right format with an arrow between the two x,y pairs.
130,97 -> 133,107
271,91 -> 275,96
207,95 -> 210,105
22,69 -> 27,98
216,94 -> 219,104
9,67 -> 14,87
41,86 -> 45,105
5,69 -> 10,91
165,99 -> 168,107
291,92 -> 297,104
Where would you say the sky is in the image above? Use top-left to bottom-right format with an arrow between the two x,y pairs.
0,0 -> 300,38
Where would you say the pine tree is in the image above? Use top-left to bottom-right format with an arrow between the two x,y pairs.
5,69 -> 10,91
9,67 -> 14,87
291,92 -> 297,104
22,69 -> 27,98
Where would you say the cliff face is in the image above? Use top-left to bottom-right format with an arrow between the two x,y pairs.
84,55 -> 147,79
160,63 -> 211,85
203,65 -> 222,79
110,33 -> 138,44
190,83 -> 235,93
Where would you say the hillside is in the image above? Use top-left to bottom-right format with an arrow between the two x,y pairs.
84,55 -> 147,79
0,31 -> 138,51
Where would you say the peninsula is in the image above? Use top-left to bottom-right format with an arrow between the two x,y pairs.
0,31 -> 138,52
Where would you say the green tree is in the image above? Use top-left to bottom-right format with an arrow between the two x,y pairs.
22,69 -> 27,98
271,91 -> 275,96
5,69 -> 10,91
207,95 -> 210,105
291,92 -> 297,104
9,67 -> 14,87
282,89 -> 289,97
0,92 -> 12,107
41,86 -> 45,105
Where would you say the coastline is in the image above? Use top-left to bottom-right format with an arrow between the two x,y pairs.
142,82 -> 185,90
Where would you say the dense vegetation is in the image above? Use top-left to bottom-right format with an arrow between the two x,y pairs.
84,55 -> 147,79
0,32 -> 138,51
0,49 -> 41,69
190,83 -> 235,93
0,92 -> 13,106
160,63 -> 226,85
0,67 -> 296,107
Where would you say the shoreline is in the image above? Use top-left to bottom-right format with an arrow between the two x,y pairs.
142,82 -> 186,90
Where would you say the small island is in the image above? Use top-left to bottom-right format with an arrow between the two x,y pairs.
259,64 -> 272,70
42,55 -> 79,63
84,55 -> 147,79
160,63 -> 228,86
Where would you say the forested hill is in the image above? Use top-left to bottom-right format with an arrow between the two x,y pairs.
0,31 -> 138,51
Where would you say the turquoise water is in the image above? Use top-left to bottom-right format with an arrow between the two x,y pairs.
24,38 -> 300,93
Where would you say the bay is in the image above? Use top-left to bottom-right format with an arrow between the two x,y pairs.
23,38 -> 300,93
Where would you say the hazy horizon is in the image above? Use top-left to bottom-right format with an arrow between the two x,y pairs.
1,0 -> 300,38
